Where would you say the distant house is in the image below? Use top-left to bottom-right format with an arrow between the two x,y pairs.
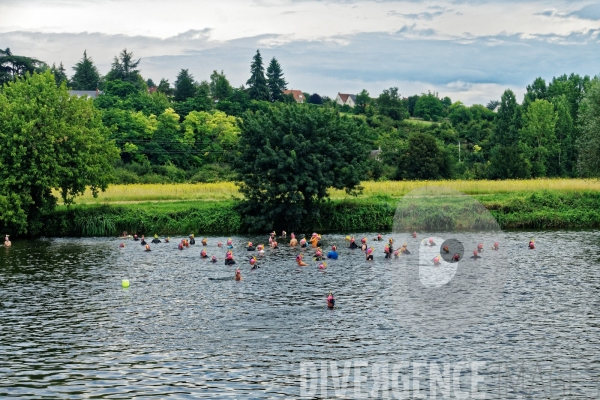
148,87 -> 158,94
336,93 -> 357,108
69,89 -> 103,99
283,89 -> 305,103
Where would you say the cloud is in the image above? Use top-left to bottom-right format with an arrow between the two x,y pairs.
567,3 -> 600,20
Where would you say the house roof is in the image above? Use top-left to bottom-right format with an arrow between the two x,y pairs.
348,94 -> 357,104
338,93 -> 351,103
283,89 -> 305,102
69,90 -> 103,99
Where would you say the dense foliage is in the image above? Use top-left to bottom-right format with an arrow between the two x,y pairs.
234,105 -> 369,231
0,71 -> 119,234
3,46 -> 600,188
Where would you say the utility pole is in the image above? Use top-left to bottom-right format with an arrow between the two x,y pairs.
458,141 -> 461,162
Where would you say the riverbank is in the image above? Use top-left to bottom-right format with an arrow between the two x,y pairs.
36,190 -> 600,237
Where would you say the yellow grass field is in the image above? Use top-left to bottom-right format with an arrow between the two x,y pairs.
68,179 -> 600,204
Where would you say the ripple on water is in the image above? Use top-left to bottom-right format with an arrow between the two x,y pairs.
0,232 -> 599,398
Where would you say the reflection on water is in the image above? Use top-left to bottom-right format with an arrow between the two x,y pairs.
0,231 -> 599,398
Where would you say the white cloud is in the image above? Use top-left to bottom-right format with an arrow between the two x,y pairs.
1,0 -> 599,104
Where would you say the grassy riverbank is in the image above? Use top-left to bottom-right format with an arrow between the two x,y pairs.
39,189 -> 600,237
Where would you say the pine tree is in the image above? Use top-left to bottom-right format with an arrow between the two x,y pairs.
50,62 -> 68,87
70,50 -> 101,90
266,57 -> 287,102
246,50 -> 269,101
174,69 -> 196,102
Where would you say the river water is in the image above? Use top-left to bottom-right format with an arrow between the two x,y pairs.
0,231 -> 598,398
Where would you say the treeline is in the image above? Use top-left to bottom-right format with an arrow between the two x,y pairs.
2,46 -> 600,184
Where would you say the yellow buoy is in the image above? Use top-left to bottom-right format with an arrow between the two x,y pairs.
122,279 -> 130,288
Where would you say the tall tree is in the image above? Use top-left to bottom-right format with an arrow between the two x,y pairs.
488,89 -> 528,179
50,62 -> 68,87
577,78 -> 600,177
146,78 -> 156,88
551,95 -> 575,176
266,57 -> 287,102
0,48 -> 47,86
520,99 -> 558,177
377,87 -> 408,121
354,89 -> 371,114
234,105 -> 368,231
399,132 -> 453,180
209,70 -> 232,101
0,71 -> 119,234
246,50 -> 270,101
106,49 -> 141,85
414,92 -> 444,120
70,50 -> 101,91
174,69 -> 196,102
157,78 -> 173,96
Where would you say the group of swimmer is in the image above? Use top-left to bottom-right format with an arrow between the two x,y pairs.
116,228 -> 536,308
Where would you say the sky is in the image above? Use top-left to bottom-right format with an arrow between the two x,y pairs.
1,0 -> 600,105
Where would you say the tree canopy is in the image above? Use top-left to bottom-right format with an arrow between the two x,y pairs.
0,71 -> 119,234
70,50 -> 101,90
266,57 -> 287,102
235,105 -> 368,231
0,48 -> 48,86
246,50 -> 270,101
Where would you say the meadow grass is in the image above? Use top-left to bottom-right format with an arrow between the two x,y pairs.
404,118 -> 437,126
68,179 -> 600,205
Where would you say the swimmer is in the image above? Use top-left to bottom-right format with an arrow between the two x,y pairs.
200,249 -> 208,258
271,241 -> 279,249
452,253 -> 461,262
133,234 -> 139,241
184,239 -> 189,248
151,235 -> 161,244
384,244 -> 391,259
300,238 -> 307,248
317,234 -> 322,247
443,245 -> 450,254
388,238 -> 394,254
4,235 -> 11,247
119,242 -> 125,248
290,233 -> 298,247
282,231 -> 287,238
428,238 -> 436,247
366,247 -> 374,261
374,234 -> 382,241
178,242 -> 184,250
217,242 -> 223,248
433,255 -> 441,266
234,269 -> 242,281
470,250 -> 482,259
140,235 -> 147,246
145,244 -> 151,252
189,234 -> 196,245
250,257 -> 259,270
327,245 -> 339,260
227,238 -> 233,248
119,231 -> 129,238
225,251 -> 236,265
529,239 -> 535,250
477,243 -> 483,253
296,254 -> 308,267
318,262 -> 327,270
345,235 -> 351,241
211,255 -> 218,263
394,249 -> 400,259
349,237 -> 359,249
400,244 -> 411,255
247,241 -> 255,251
256,244 -> 265,254
314,248 -> 324,261
327,292 -> 335,309
201,238 -> 207,246
412,231 -> 417,239
492,241 -> 499,251
310,234 -> 319,248
165,237 -> 170,243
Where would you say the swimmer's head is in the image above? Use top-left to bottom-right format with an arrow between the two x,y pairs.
331,245 -> 337,251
